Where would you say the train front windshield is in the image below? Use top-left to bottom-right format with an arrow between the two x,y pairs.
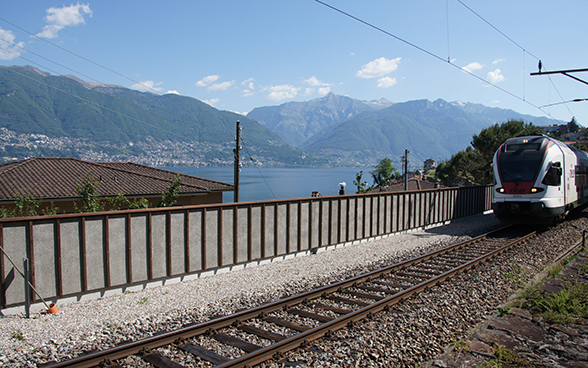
498,142 -> 545,183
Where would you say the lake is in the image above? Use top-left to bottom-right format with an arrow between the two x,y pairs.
161,167 -> 372,203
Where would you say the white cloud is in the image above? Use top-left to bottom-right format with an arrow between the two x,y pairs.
203,98 -> 220,106
487,69 -> 505,84
0,28 -> 25,60
241,77 -> 255,87
166,90 -> 180,95
131,80 -> 162,92
377,76 -> 397,88
462,62 -> 483,73
318,87 -> 331,95
492,59 -> 505,64
304,76 -> 332,87
196,75 -> 220,87
356,57 -> 401,79
208,80 -> 235,91
36,3 -> 92,39
304,87 -> 315,96
265,84 -> 300,102
240,78 -> 255,96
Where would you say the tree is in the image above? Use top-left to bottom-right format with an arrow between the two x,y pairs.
568,117 -> 579,133
370,158 -> 401,187
440,119 -> 543,186
76,172 -> 104,212
353,171 -> 371,194
158,174 -> 182,207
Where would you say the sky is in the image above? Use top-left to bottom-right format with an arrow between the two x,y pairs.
1,1 -> 588,127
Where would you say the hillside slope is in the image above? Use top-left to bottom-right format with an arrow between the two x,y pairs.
303,99 -> 561,164
0,66 -> 309,166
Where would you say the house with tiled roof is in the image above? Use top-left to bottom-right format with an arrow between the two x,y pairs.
0,157 -> 234,214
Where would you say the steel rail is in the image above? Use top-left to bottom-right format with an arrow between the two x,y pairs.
41,225 -> 529,368
214,228 -> 536,368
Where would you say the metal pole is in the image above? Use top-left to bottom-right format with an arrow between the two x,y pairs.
24,258 -> 30,318
234,121 -> 241,203
404,149 -> 409,191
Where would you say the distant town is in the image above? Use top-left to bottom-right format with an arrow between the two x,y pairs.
0,127 -> 236,167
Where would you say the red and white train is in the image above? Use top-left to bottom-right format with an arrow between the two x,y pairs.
492,135 -> 588,223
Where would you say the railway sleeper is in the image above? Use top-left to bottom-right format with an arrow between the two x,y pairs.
179,343 -> 231,365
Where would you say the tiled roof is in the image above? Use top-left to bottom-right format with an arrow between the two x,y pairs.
0,157 -> 234,200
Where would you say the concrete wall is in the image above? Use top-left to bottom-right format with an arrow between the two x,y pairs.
0,186 -> 493,313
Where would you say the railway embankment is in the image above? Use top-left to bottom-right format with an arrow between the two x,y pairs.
424,231 -> 588,368
0,211 -> 586,367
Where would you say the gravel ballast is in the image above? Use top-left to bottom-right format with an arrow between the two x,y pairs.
0,211 -> 581,367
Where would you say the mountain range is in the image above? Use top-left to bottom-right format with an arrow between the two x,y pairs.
0,65 -> 563,167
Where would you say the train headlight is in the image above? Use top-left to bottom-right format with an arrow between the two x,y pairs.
530,187 -> 545,193
496,188 -> 505,193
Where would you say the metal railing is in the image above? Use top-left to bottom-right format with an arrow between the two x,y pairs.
0,185 -> 493,312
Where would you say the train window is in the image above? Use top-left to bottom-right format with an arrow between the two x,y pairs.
542,162 -> 562,186
505,143 -> 541,151
576,165 -> 588,189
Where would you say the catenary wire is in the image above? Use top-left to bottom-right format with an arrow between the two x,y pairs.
454,0 -> 574,117
240,137 -> 278,200
0,17 -> 261,142
314,0 -> 568,123
0,39 -> 279,195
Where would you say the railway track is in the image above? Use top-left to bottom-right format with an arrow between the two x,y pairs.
42,225 -> 535,368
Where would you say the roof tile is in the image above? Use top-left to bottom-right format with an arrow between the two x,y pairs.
0,157 -> 234,200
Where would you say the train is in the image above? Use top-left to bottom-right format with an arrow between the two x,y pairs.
492,135 -> 588,223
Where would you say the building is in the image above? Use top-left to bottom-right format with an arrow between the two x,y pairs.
423,158 -> 436,172
0,157 -> 234,214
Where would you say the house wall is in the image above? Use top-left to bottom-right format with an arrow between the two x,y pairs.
0,186 -> 493,313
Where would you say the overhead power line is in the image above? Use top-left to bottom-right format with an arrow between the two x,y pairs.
313,0 -> 571,123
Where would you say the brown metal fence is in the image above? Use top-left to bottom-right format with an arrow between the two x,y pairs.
0,185 -> 493,312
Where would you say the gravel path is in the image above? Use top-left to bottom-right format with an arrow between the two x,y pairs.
0,212 -> 553,367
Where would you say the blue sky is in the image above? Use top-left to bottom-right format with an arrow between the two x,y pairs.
1,1 -> 587,126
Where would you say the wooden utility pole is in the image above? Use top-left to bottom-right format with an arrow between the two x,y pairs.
234,121 -> 241,202
402,149 -> 409,191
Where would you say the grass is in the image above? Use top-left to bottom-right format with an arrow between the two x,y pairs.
520,281 -> 588,324
480,344 -> 532,367
504,262 -> 526,288
515,249 -> 588,325
12,330 -> 25,341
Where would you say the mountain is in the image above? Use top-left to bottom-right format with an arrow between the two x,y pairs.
302,98 -> 564,165
0,66 -> 565,169
0,66 -> 313,166
247,92 -> 392,147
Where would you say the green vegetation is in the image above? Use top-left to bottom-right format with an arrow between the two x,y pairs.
353,170 -> 371,194
0,66 -> 309,166
519,282 -> 588,324
504,262 -> 527,288
11,330 -> 25,341
436,120 -> 543,186
370,158 -> 401,187
0,173 -> 179,218
0,191 -> 43,218
480,344 -> 532,367
75,173 -> 105,213
158,174 -> 182,207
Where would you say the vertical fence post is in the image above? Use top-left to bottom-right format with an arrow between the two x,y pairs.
23,258 -> 30,318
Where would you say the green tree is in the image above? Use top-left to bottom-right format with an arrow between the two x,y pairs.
13,191 -> 41,217
158,174 -> 182,207
439,119 -> 543,186
353,171 -> 371,194
370,158 -> 401,187
568,116 -> 579,133
76,172 -> 104,213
